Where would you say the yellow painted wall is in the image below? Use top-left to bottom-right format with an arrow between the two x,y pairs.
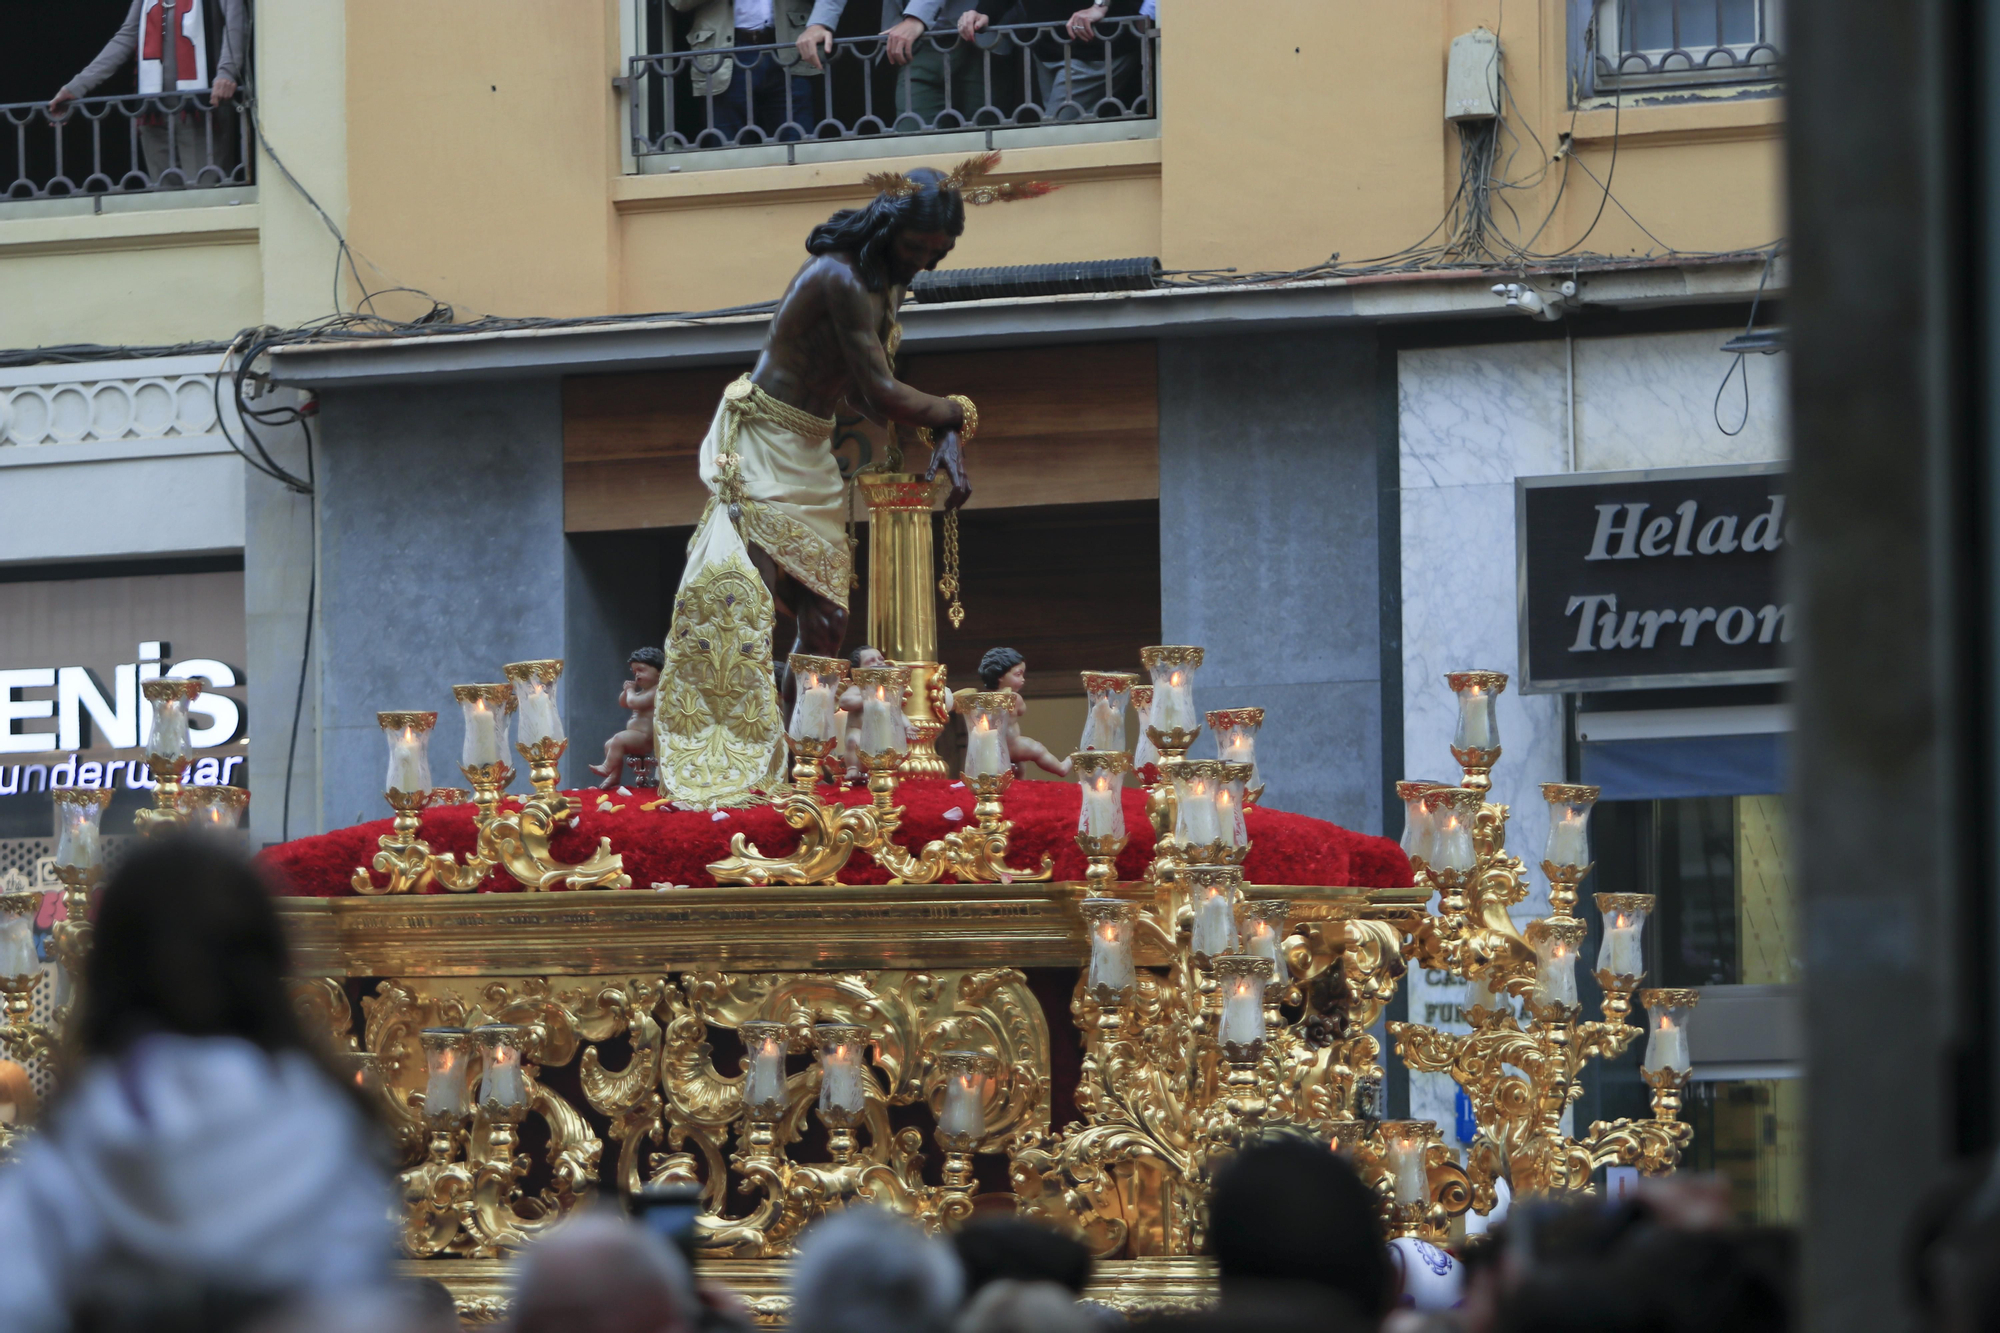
0,213 -> 261,348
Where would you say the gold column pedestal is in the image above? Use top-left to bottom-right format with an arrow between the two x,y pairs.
859,472 -> 952,778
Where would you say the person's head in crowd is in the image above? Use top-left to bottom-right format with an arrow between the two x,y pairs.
952,1217 -> 1092,1297
509,1210 -> 697,1333
953,1280 -> 1095,1333
790,1207 -> 963,1333
78,833 -> 305,1059
1206,1135 -> 1394,1321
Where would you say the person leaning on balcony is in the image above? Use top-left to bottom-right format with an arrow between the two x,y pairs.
48,0 -> 248,188
797,1 -> 991,131
674,0 -> 827,144
958,0 -> 1143,121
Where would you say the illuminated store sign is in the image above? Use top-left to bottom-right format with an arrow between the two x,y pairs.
0,640 -> 243,759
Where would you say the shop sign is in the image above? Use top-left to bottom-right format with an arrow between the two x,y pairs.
1516,462 -> 1789,693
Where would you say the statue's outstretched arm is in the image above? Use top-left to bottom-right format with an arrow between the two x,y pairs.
826,271 -> 962,432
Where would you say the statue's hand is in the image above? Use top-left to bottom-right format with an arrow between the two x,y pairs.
925,428 -> 972,511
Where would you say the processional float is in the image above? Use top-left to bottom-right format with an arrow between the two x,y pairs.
0,474 -> 1699,1324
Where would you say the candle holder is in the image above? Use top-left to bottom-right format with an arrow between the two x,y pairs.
1079,672 -> 1138,754
1592,892 -> 1654,1023
1524,918 -> 1586,1022
931,1049 -> 997,1226
181,784 -> 250,832
1072,751 -> 1131,889
48,787 -> 111,976
1080,897 -> 1139,1006
1395,779 -> 1444,874
945,770 -> 1053,883
133,678 -> 201,834
1139,646 -> 1205,760
429,685 -> 513,893
1444,670 -> 1507,791
1215,761 -> 1252,864
1375,1120 -> 1466,1241
1183,865 -> 1242,966
785,654 -> 850,788
1539,782 -> 1600,918
1157,759 -> 1220,867
504,660 -> 566,781
1639,988 -> 1700,1118
1236,898 -> 1292,1015
354,712 -> 441,895
814,1022 -> 871,1165
0,892 -> 53,1064
1206,707 -> 1265,805
1130,686 -> 1158,772
402,1027 -> 476,1257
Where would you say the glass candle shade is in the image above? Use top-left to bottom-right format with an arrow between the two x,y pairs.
378,711 -> 437,796
1185,866 -> 1241,959
815,1022 -> 870,1122
1465,968 -> 1508,1019
1595,893 -> 1654,979
1382,1122 -> 1430,1206
1238,899 -> 1290,985
1216,763 -> 1252,851
1073,751 -> 1130,840
962,692 -> 1013,780
1527,920 -> 1585,1010
1214,954 -> 1273,1050
1206,708 -> 1264,795
739,1020 -> 789,1118
1163,760 -> 1222,847
0,899 -> 38,983
183,785 -> 249,830
1140,645 -> 1204,738
787,654 -> 847,744
1541,783 -> 1600,871
1445,670 -> 1507,752
1396,780 -> 1443,869
1081,897 -> 1137,995
504,660 -> 566,747
474,1024 -> 529,1115
1079,672 -> 1137,754
420,1027 -> 473,1124
851,667 -> 911,758
52,787 -> 112,870
1129,687 -> 1158,768
1640,990 -> 1697,1075
936,1050 -> 987,1142
454,684 -> 515,768
141,677 -> 200,766
1427,787 -> 1485,874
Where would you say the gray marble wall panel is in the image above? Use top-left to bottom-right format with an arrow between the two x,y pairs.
1158,331 -> 1388,835
314,380 -> 565,831
243,415 -> 317,846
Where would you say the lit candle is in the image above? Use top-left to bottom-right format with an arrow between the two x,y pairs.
457,687 -> 511,767
791,678 -> 839,743
1217,766 -> 1250,848
1646,1014 -> 1690,1074
1079,673 -> 1135,754
1218,965 -> 1267,1047
741,1022 -> 787,1116
421,1028 -> 471,1122
186,786 -> 248,829
1447,670 -> 1506,751
1207,708 -> 1264,797
1082,771 -> 1123,838
514,679 -> 563,747
1397,781 -> 1441,869
1083,900 -> 1136,993
1159,670 -> 1196,731
381,713 -> 435,795
1240,900 -> 1289,981
0,907 -> 38,982
816,1025 -> 869,1121
1531,925 -> 1581,1008
965,711 -> 1007,779
937,1052 -> 986,1140
1386,1129 -> 1428,1206
1189,872 -> 1239,957
53,790 -> 107,869
1429,788 -> 1482,873
1141,647 -> 1203,738
476,1026 -> 528,1113
1466,969 -> 1505,1018
142,678 -> 199,763
859,684 -> 904,755
1601,912 -> 1644,978
1174,768 -> 1220,846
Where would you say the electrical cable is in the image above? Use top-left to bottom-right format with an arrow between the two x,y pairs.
1712,245 -> 1779,436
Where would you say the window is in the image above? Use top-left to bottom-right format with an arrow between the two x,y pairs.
1583,0 -> 1782,96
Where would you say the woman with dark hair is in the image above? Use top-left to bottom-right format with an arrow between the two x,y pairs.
0,836 -> 398,1332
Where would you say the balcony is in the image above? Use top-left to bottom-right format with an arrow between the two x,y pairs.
624,16 -> 1157,170
1580,0 -> 1782,97
2,91 -> 251,203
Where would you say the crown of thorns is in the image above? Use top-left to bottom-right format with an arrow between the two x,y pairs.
862,151 -> 1059,205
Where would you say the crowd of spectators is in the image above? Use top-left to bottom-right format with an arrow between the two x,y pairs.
0,834 -> 1879,1333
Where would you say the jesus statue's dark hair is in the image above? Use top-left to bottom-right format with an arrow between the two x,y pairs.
806,167 -> 967,292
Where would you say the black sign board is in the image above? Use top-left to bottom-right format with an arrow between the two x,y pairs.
1516,462 -> 1789,693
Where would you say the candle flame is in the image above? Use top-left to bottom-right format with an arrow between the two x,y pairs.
976,716 -> 991,732
1170,671 -> 1182,687
1217,790 -> 1232,808
1098,923 -> 1116,942
1095,776 -> 1109,792
1614,913 -> 1629,929
1659,1016 -> 1677,1033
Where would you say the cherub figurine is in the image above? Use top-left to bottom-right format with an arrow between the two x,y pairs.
979,646 -> 1070,777
591,647 -> 664,789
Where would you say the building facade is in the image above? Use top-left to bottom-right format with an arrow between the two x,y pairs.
0,0 -> 1789,1217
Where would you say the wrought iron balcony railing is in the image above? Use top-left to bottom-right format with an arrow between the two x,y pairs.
2,91 -> 250,201
1582,0 -> 1782,95
625,16 -> 1156,160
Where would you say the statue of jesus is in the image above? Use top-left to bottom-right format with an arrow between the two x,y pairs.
654,154 -> 1049,808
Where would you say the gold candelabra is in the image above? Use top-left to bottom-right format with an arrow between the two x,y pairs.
352,664 -> 631,895
1387,671 -> 1698,1216
132,677 -> 202,835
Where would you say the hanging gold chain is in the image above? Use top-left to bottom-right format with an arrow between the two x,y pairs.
939,508 -> 964,629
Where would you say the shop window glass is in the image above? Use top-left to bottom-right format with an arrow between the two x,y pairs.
1683,1077 -> 1805,1225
